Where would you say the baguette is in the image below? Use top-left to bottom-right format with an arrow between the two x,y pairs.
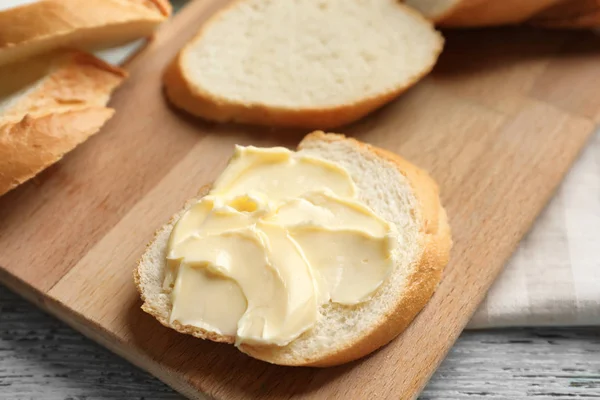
164,0 -> 443,129
134,132 -> 452,367
0,0 -> 171,66
0,50 -> 126,196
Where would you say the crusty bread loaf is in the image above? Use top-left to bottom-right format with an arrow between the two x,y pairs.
530,0 -> 600,28
164,0 -> 443,129
0,50 -> 125,196
0,0 -> 171,66
134,132 -> 452,367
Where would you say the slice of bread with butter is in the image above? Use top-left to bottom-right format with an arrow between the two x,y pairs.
135,132 -> 451,367
163,0 -> 444,129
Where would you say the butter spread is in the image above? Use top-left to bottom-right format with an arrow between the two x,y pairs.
165,146 -> 397,346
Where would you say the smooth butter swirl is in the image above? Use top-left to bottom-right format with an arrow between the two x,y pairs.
164,146 -> 396,346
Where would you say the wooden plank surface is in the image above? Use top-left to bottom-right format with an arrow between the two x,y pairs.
1,1 -> 600,398
2,285 -> 600,399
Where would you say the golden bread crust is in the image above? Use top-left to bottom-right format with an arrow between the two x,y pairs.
0,51 -> 125,196
0,0 -> 171,66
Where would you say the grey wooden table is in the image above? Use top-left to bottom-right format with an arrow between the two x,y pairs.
1,284 -> 599,399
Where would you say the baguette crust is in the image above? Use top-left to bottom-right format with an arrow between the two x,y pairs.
163,1 -> 443,129
0,0 -> 171,66
134,133 -> 452,367
0,51 -> 125,196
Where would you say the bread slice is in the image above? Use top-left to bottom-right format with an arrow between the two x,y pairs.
407,0 -> 561,27
530,0 -> 600,28
0,0 -> 171,66
163,0 -> 443,129
134,132 -> 452,367
0,50 -> 126,196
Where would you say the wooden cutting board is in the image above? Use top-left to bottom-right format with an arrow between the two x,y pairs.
1,1 -> 600,399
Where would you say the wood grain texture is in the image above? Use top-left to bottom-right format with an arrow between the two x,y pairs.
2,285 -> 599,399
1,1 -> 600,399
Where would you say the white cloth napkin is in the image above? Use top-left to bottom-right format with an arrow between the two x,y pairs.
4,0 -> 599,328
468,128 -> 600,328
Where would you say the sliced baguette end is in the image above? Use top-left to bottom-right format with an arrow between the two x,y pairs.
0,50 -> 126,196
0,108 -> 114,196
